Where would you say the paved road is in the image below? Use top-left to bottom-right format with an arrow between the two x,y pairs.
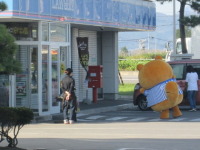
119,71 -> 138,84
2,109 -> 200,150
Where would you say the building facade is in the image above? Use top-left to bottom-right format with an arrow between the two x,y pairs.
0,0 -> 156,116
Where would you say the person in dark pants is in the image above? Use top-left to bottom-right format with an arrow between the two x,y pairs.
61,68 -> 77,124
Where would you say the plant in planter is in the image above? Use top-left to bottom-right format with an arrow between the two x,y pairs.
0,107 -> 34,147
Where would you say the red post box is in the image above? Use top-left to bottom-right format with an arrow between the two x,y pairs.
88,65 -> 103,103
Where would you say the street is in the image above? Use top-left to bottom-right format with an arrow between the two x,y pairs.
1,109 -> 200,150
119,71 -> 138,84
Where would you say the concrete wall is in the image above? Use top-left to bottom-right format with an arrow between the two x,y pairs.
191,25 -> 200,59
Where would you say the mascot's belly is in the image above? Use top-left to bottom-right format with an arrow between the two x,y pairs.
144,80 -> 183,107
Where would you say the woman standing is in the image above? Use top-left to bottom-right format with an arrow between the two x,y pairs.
186,65 -> 199,111
61,68 -> 77,124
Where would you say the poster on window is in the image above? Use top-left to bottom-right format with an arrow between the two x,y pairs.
77,37 -> 89,81
76,37 -> 89,71
16,81 -> 26,96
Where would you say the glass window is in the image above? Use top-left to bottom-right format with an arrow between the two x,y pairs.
170,64 -> 185,80
31,47 -> 38,93
42,45 -> 49,112
0,75 -> 9,107
50,23 -> 67,42
42,23 -> 49,41
3,22 -> 38,41
51,49 -> 59,106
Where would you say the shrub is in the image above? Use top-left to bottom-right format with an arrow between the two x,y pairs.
0,107 -> 34,147
119,59 -> 150,71
118,50 -> 167,71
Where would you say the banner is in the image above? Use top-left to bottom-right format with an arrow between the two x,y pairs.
76,37 -> 89,72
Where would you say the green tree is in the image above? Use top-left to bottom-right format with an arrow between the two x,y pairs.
156,0 -> 200,54
119,46 -> 129,58
121,46 -> 128,54
0,1 -> 7,11
181,0 -> 200,27
0,2 -> 20,74
0,24 -> 21,74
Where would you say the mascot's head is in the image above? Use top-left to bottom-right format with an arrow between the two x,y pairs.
137,56 -> 174,89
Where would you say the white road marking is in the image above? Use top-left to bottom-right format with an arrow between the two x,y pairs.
147,118 -> 162,122
86,115 -> 104,120
77,118 -> 92,122
106,117 -> 127,121
77,113 -> 88,117
127,117 -> 146,122
118,148 -> 157,150
168,118 -> 186,122
190,118 -> 200,122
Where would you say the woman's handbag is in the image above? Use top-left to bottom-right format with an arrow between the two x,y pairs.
56,91 -> 71,102
56,93 -> 65,102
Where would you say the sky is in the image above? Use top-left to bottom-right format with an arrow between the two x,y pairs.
118,1 -> 196,51
155,1 -> 180,15
155,1 -> 194,16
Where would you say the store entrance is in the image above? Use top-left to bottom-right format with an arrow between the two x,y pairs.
16,45 -> 38,110
41,45 -> 62,114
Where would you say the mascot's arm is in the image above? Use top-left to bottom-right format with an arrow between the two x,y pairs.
165,81 -> 179,100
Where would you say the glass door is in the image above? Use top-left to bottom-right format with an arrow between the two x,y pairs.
41,45 -> 60,113
30,47 -> 38,109
16,46 -> 38,110
51,47 -> 60,112
42,45 -> 49,112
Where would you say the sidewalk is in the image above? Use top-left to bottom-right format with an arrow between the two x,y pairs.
34,96 -> 134,123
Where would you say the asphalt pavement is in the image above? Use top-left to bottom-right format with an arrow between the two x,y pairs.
1,100 -> 199,150
1,95 -> 198,150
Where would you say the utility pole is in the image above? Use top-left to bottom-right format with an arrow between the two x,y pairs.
173,0 -> 176,54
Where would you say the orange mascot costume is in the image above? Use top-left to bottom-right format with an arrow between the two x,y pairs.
137,56 -> 183,119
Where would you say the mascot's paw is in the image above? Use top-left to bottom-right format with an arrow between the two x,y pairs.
172,106 -> 182,118
160,109 -> 169,119
165,81 -> 178,95
165,82 -> 179,105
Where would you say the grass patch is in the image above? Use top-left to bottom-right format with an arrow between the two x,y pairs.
119,83 -> 135,95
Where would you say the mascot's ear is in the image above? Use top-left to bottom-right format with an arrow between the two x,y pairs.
155,55 -> 163,60
137,64 -> 144,71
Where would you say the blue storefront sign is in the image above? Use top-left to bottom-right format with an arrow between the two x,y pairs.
0,0 -> 156,30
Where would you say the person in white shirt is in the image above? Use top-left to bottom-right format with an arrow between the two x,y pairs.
186,65 -> 199,111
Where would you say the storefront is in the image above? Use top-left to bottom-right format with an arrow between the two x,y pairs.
0,0 -> 156,116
